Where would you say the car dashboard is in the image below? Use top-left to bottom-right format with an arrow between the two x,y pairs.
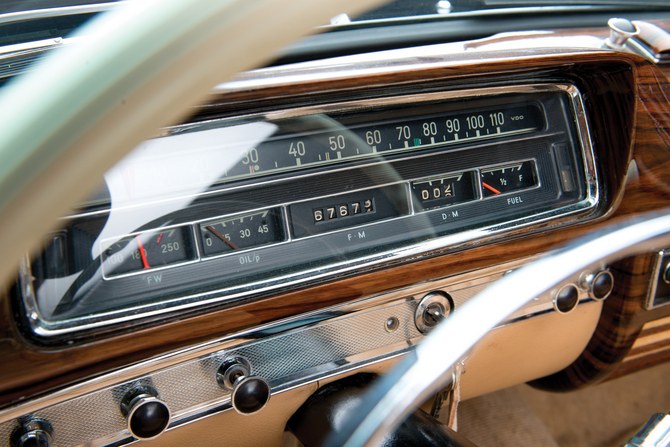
2,4 -> 670,447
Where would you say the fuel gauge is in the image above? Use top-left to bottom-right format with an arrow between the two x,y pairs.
199,207 -> 286,258
480,160 -> 538,198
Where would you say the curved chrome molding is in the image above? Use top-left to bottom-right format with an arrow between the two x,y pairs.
214,41 -> 609,95
0,3 -> 124,27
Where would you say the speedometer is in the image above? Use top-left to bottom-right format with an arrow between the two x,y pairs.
208,102 -> 544,185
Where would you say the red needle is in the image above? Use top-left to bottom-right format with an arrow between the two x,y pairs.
156,233 -> 163,244
135,235 -> 150,269
482,182 -> 502,195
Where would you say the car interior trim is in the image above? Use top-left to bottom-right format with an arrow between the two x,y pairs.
0,250 -> 600,446
18,83 -> 599,338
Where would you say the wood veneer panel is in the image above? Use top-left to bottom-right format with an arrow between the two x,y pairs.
530,51 -> 670,391
0,48 -> 665,407
530,253 -> 656,391
609,348 -> 670,380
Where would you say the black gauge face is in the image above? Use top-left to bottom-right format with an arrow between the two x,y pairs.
215,103 -> 544,185
480,160 -> 538,198
101,227 -> 196,277
411,171 -> 479,212
198,207 -> 286,257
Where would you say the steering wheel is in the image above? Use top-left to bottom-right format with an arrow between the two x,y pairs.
321,211 -> 670,446
1,2 -> 668,447
0,0 -> 386,286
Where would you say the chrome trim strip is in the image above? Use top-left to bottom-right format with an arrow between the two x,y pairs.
23,84 -> 598,336
214,46 -> 607,95
645,249 -> 667,310
320,5 -> 642,30
0,3 -> 124,27
0,38 -> 64,59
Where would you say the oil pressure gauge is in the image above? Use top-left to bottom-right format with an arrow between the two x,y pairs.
198,207 -> 287,258
480,160 -> 538,198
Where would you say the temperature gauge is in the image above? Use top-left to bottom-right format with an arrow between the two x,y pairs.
480,160 -> 538,198
198,207 -> 286,258
101,226 -> 197,278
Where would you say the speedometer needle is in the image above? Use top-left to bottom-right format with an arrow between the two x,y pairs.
207,226 -> 240,250
135,235 -> 150,269
482,182 -> 502,195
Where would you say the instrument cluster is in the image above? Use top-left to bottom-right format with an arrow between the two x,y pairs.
17,84 -> 597,339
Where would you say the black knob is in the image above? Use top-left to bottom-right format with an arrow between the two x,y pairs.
217,357 -> 271,415
554,284 -> 579,314
121,387 -> 171,440
232,376 -> 271,415
11,419 -> 53,447
591,271 -> 614,300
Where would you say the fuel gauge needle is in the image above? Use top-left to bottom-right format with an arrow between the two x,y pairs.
482,182 -> 502,195
207,226 -> 240,250
135,235 -> 150,269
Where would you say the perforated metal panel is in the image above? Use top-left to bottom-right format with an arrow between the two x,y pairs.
0,300 -> 421,447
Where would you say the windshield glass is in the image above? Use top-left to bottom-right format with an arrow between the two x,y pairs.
344,0 -> 670,24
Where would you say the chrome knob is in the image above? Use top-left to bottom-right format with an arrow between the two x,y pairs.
217,357 -> 270,415
120,387 -> 171,440
606,18 -> 640,48
554,284 -> 580,314
581,270 -> 614,301
11,418 -> 53,447
415,292 -> 452,334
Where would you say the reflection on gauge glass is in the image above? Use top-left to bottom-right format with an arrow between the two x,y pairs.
480,160 -> 538,198
101,226 -> 197,278
199,207 -> 286,257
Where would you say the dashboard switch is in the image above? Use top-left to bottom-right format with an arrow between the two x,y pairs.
592,271 -> 614,300
217,357 -> 270,415
606,18 -> 640,48
11,418 -> 53,447
580,270 -> 614,301
415,292 -> 453,333
120,387 -> 171,440
554,284 -> 580,314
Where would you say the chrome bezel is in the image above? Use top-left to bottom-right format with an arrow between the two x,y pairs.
18,83 -> 599,337
645,249 -> 669,310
